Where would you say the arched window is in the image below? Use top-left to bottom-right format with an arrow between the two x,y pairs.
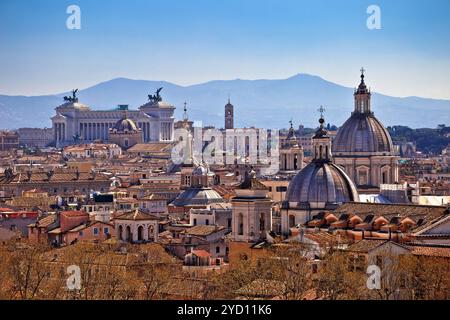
382,169 -> 390,184
148,225 -> 154,240
126,226 -> 131,241
118,225 -> 123,240
238,213 -> 244,235
137,225 -> 144,241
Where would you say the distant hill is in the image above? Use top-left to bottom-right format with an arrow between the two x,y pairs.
0,74 -> 449,130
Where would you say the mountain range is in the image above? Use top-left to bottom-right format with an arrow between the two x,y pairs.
0,74 -> 449,130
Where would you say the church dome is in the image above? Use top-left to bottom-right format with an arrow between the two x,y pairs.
285,114 -> 359,210
285,162 -> 359,209
114,117 -> 138,132
171,188 -> 224,206
332,113 -> 394,154
332,69 -> 394,155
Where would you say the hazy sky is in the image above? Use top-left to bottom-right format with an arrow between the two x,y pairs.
1,0 -> 450,99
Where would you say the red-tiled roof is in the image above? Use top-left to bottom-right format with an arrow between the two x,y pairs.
192,250 -> 210,258
409,245 -> 450,258
61,210 -> 88,217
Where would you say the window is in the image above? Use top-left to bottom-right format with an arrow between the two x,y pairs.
289,215 -> 296,228
93,228 -> 99,235
357,168 -> 368,186
205,219 -> 209,225
260,213 -> 265,231
104,227 -> 109,234
216,246 -> 220,254
227,218 -> 232,228
238,213 -> 244,235
276,186 -> 287,192
79,231 -> 83,236
193,218 -> 197,226
382,171 -> 388,184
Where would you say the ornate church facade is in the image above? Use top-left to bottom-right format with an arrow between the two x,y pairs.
332,70 -> 399,189
51,89 -> 175,147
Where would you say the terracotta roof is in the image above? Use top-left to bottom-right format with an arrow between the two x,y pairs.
335,202 -> 448,232
0,171 -> 110,184
31,214 -> 56,228
68,220 -> 113,233
127,143 -> 173,153
346,239 -> 389,253
185,225 -> 225,237
115,209 -> 159,221
191,249 -> 210,258
61,210 -> 88,217
211,185 -> 236,198
409,245 -> 450,258
139,193 -> 167,201
303,231 -> 346,246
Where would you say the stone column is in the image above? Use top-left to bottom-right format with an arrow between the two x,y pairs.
143,225 -> 149,242
54,124 -> 57,145
132,224 -> 138,242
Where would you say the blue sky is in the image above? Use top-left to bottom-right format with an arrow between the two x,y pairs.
1,0 -> 449,99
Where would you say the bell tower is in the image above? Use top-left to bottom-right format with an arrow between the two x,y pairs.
231,170 -> 273,243
313,106 -> 332,162
224,98 -> 234,129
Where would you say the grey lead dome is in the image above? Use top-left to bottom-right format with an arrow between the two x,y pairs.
332,112 -> 394,154
285,162 -> 359,210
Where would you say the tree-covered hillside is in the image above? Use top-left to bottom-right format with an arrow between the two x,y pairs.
388,125 -> 450,155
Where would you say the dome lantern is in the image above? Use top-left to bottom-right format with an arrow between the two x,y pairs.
354,67 -> 372,114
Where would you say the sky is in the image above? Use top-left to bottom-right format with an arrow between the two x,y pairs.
0,0 -> 450,99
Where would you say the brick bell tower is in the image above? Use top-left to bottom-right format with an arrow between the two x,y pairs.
224,98 -> 234,129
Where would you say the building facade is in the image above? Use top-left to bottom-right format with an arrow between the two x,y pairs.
51,90 -> 175,147
0,130 -> 19,151
231,170 -> 273,243
17,128 -> 53,148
